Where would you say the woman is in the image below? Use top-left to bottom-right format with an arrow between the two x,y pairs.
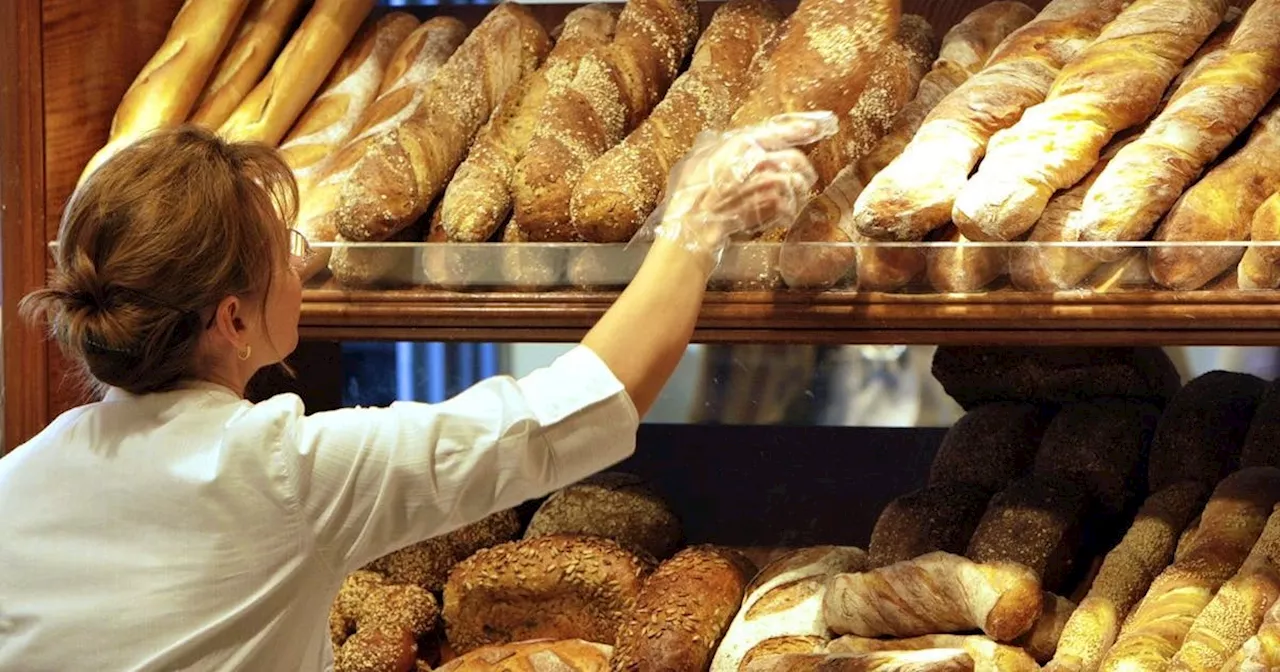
0,113 -> 828,670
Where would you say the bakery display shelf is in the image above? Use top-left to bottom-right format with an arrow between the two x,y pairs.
299,240 -> 1280,345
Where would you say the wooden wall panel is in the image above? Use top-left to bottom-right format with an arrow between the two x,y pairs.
1,0 -> 47,453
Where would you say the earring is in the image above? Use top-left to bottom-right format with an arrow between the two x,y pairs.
238,345 -> 252,361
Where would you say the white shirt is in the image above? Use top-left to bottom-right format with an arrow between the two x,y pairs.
0,346 -> 637,672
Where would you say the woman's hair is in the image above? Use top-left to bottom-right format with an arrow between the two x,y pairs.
20,125 -> 298,396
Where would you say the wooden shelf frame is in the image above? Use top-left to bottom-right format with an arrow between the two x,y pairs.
5,0 -> 1280,451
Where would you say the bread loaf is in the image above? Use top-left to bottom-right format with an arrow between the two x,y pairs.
78,0 -> 252,186
190,0 -> 305,130
806,15 -> 935,189
1034,399 -> 1161,517
742,649 -> 975,672
1242,376 -> 1280,470
1071,0 -> 1280,257
852,0 -> 1130,243
953,0 -> 1228,242
1008,131 -> 1140,291
328,219 -> 425,289
827,634 -> 1039,672
513,0 -> 700,241
326,4 -> 550,243
1239,191 -> 1280,290
364,509 -> 520,593
280,13 -> 419,188
1150,102 -> 1280,289
440,4 -> 620,243
218,0 -> 376,145
823,552 -> 1043,642
331,572 -> 441,672
524,472 -> 682,560
854,2 -> 1037,186
1148,371 -> 1266,492
966,475 -> 1092,593
611,546 -> 756,672
777,165 -> 864,290
925,226 -> 1006,293
443,535 -> 652,653
435,639 -> 613,672
1046,482 -> 1208,672
1099,467 -> 1280,672
867,482 -> 992,568
292,16 -> 468,281
1018,593 -> 1076,664
1170,504 -> 1280,671
1227,600 -> 1280,672
929,403 -> 1049,493
730,0 -> 899,128
711,547 -> 869,672
570,0 -> 781,243
930,347 -> 1182,411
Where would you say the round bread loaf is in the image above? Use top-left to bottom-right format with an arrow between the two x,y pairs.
435,639 -> 613,671
929,402 -> 1050,493
868,482 -> 992,568
524,472 -> 682,560
366,509 -> 521,593
331,572 -> 440,672
443,535 -> 654,653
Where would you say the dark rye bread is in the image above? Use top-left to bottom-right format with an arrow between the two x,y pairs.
1148,371 -> 1267,492
868,482 -> 992,568
931,347 -> 1182,410
611,546 -> 756,671
1241,378 -> 1280,469
524,472 -> 682,560
1034,399 -> 1160,517
365,509 -> 521,593
443,535 -> 654,653
967,475 -> 1091,593
929,402 -> 1052,493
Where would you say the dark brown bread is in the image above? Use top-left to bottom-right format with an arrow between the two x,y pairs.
929,402 -> 1050,493
524,472 -> 683,560
868,482 -> 992,568
1242,379 -> 1280,470
611,546 -> 756,671
967,475 -> 1092,593
443,535 -> 654,653
931,347 -> 1182,410
1034,399 -> 1161,517
1148,371 -> 1266,492
364,509 -> 520,593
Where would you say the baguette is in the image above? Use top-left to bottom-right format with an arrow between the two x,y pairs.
78,0 -> 252,186
326,4 -> 551,243
953,0 -> 1229,242
926,225 -> 1005,293
611,546 -> 755,672
823,552 -> 1044,642
1239,191 -> 1280,290
854,2 -> 1037,186
1170,504 -> 1280,671
1150,101 -> 1280,289
743,649 -> 974,672
711,547 -> 868,672
280,13 -> 419,189
293,16 -> 467,282
827,634 -> 1039,672
1019,593 -> 1077,664
852,0 -> 1130,243
729,0 -> 899,128
570,0 -> 782,243
189,0 -> 305,130
1045,482 -> 1209,672
440,4 -> 620,243
1227,599 -> 1280,672
513,0 -> 700,242
806,15 -> 935,189
1099,467 -> 1280,672
1071,1 -> 1280,255
218,0 -> 376,145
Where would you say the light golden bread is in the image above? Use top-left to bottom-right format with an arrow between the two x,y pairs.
189,0 -> 305,129
1239,191 -> 1280,290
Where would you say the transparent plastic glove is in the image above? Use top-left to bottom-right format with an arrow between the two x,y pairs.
631,112 -> 838,268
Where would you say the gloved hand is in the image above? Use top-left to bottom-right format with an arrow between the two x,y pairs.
633,111 -> 838,269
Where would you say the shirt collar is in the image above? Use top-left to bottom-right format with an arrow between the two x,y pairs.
102,379 -> 242,403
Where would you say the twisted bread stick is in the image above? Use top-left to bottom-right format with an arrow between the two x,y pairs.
953,0 -> 1228,242
852,0 -> 1129,243
1099,468 -> 1280,672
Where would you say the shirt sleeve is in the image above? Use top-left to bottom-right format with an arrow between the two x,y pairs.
278,345 -> 639,575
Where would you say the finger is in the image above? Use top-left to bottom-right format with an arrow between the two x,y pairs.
739,111 -> 840,151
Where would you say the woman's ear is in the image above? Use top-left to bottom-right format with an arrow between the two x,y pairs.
211,295 -> 246,346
